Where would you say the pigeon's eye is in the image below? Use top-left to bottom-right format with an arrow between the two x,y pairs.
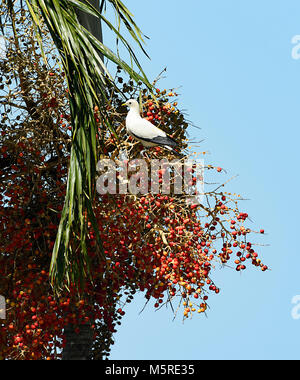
129,102 -> 131,105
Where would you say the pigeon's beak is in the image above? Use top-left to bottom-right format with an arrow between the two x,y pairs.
122,102 -> 127,107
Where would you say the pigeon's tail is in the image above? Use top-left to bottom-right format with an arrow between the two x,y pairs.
153,136 -> 183,157
151,135 -> 178,147
130,132 -> 183,157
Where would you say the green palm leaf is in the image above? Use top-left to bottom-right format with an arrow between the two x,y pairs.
26,0 -> 153,291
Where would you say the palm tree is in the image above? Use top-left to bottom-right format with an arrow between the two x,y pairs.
23,0 -> 152,359
26,0 -> 152,292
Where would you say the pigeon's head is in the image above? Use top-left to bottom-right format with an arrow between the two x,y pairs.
123,99 -> 140,111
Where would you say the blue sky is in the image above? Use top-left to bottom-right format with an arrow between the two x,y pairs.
103,0 -> 300,360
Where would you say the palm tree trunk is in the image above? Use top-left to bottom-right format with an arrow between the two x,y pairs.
75,0 -> 104,62
61,0 -> 103,361
62,323 -> 94,360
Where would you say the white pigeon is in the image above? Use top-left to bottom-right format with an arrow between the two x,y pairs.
123,99 -> 180,156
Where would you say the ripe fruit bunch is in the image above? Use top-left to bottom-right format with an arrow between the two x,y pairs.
92,75 -> 268,318
0,3 -> 267,360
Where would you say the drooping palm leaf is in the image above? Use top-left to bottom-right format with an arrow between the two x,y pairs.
25,0 -> 152,291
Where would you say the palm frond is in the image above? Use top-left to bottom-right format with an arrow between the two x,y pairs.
26,0 -> 153,291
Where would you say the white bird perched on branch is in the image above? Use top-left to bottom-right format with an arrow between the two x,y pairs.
123,99 -> 181,156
